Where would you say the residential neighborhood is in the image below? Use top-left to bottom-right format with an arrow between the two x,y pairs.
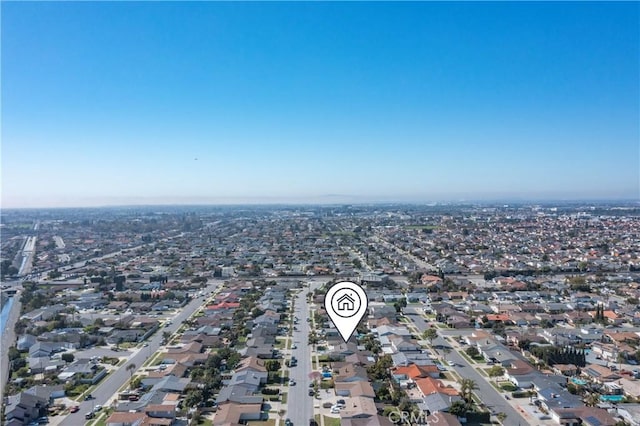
1,203 -> 640,426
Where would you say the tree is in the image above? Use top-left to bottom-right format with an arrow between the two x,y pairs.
126,363 -> 137,385
184,389 -> 204,408
61,353 -> 75,363
487,365 -> 505,377
442,346 -> 451,361
8,346 -> 20,361
367,355 -> 393,380
265,360 -> 281,372
496,412 -> 507,423
422,328 -> 438,345
460,378 -> 478,405
517,339 -> 532,351
448,400 -> 467,416
465,346 -> 480,358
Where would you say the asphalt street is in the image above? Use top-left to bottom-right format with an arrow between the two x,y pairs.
286,286 -> 314,426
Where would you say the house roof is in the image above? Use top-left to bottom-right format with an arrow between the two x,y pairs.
334,381 -> 376,398
392,364 -> 437,379
236,356 -> 267,373
339,396 -> 377,419
106,412 -> 147,424
426,412 -> 462,426
213,402 -> 262,425
145,404 -> 176,412
415,377 -> 459,397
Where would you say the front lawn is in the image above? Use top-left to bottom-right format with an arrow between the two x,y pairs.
323,416 -> 341,426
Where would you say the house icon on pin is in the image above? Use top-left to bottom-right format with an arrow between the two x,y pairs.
336,293 -> 356,311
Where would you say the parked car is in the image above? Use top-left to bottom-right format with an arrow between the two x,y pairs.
85,413 -> 95,420
308,389 -> 315,396
336,399 -> 346,407
289,379 -> 296,386
285,419 -> 293,426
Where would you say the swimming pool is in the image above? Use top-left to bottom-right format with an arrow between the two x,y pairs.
600,395 -> 624,402
571,378 -> 587,386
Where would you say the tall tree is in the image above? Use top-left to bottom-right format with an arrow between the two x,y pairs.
422,328 -> 438,345
460,378 -> 478,407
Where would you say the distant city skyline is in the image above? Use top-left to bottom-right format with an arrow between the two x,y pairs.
2,2 -> 639,208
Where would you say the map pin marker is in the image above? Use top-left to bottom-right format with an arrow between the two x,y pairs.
324,281 -> 368,343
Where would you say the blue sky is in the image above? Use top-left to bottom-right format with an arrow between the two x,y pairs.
2,2 -> 638,207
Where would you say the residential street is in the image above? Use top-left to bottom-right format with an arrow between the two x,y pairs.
59,281 -> 221,426
405,307 -> 530,425
286,281 -> 324,426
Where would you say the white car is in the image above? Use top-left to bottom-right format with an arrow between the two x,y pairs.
289,379 -> 296,386
330,406 -> 341,414
291,344 -> 297,349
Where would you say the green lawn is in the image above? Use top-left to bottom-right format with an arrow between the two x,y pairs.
323,416 -> 341,426
459,351 -> 477,364
499,383 -> 517,392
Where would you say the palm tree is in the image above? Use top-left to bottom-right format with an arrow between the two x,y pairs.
442,346 -> 451,361
460,378 -> 478,406
126,363 -> 137,387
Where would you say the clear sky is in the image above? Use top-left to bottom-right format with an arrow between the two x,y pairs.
2,1 -> 639,208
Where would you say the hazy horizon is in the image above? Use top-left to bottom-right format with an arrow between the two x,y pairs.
2,2 -> 639,209
4,192 -> 640,210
